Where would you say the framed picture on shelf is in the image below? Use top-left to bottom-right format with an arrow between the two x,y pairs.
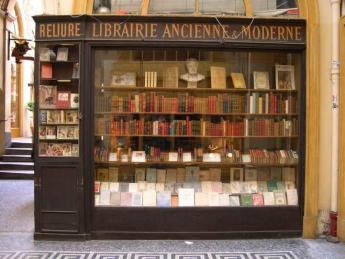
131,151 -> 146,162
72,63 -> 80,78
62,143 -> 72,156
39,48 -> 50,61
231,73 -> 246,89
57,126 -> 68,139
253,71 -> 270,89
275,65 -> 295,90
65,111 -> 78,124
46,126 -> 57,139
39,85 -> 57,108
230,168 -> 244,181
57,91 -> 70,108
111,72 -> 136,87
70,93 -> 79,108
163,67 -> 179,88
210,66 -> 226,89
56,47 -> 69,61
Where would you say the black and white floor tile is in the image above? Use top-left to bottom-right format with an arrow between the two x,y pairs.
0,252 -> 300,259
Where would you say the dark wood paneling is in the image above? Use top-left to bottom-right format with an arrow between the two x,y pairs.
40,212 -> 79,232
40,165 -> 78,211
92,207 -> 302,234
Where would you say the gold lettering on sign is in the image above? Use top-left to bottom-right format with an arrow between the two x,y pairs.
270,26 -> 277,40
75,23 -> 81,36
203,24 -> 211,38
135,23 -> 144,38
60,24 -> 67,37
295,26 -> 302,40
105,23 -> 112,37
262,26 -> 270,40
92,23 -> 99,37
122,24 -> 129,37
278,26 -> 286,40
114,23 -> 121,37
195,24 -> 202,38
46,24 -> 52,37
181,24 -> 189,38
223,25 -> 230,39
286,26 -> 294,40
40,24 -> 46,38
162,24 -> 172,38
171,24 -> 180,38
241,25 -> 251,40
212,25 -> 221,39
151,23 -> 158,38
252,26 -> 261,40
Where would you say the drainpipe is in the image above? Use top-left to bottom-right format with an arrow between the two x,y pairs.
330,0 -> 341,238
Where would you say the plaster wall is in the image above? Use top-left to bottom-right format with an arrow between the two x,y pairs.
317,0 -> 332,213
0,15 -> 5,154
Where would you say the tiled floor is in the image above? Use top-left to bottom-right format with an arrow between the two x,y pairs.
0,180 -> 345,259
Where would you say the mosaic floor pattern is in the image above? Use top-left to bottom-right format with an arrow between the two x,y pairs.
0,252 -> 300,259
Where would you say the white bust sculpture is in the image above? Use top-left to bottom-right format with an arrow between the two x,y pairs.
180,58 -> 205,88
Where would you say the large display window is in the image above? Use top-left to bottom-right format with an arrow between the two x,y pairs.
93,48 -> 302,208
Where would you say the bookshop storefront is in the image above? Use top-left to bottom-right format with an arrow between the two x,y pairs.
34,15 -> 310,239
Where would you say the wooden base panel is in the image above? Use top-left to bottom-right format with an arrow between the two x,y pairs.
91,230 -> 302,240
34,232 -> 89,241
337,217 -> 345,241
302,216 -> 317,238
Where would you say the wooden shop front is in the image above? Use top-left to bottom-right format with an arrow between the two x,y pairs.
34,15 -> 306,239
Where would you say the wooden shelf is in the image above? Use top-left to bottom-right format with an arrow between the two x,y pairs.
40,60 -> 79,63
95,86 -> 298,93
95,112 -> 298,116
39,108 -> 79,110
39,138 -> 79,141
94,134 -> 299,138
40,78 -> 79,82
40,123 -> 79,126
94,161 -> 298,167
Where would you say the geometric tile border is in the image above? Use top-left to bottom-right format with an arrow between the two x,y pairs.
0,252 -> 301,259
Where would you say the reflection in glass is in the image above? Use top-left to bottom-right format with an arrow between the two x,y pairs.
93,0 -> 141,14
252,0 -> 298,17
199,0 -> 245,16
148,0 -> 195,14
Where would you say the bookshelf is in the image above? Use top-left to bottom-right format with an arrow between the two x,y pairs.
93,49 -> 301,209
37,43 -> 80,157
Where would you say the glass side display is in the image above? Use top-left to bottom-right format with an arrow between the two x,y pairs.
37,44 -> 80,157
93,49 -> 302,207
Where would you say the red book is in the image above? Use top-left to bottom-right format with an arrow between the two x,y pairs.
253,193 -> 264,206
41,63 -> 53,79
57,91 -> 70,108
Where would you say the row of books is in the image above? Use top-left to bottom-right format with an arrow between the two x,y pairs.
96,93 -> 246,114
95,92 -> 296,114
249,93 -> 297,114
39,142 -> 79,157
39,125 -> 79,140
39,110 -> 79,125
95,188 -> 298,207
95,180 -> 296,195
95,117 -> 298,137
39,85 -> 79,109
94,146 -> 299,164
95,167 -> 296,183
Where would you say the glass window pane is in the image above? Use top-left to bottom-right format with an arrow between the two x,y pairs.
93,0 -> 141,14
252,0 -> 299,17
148,0 -> 195,14
93,48 -> 302,208
200,0 -> 245,16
